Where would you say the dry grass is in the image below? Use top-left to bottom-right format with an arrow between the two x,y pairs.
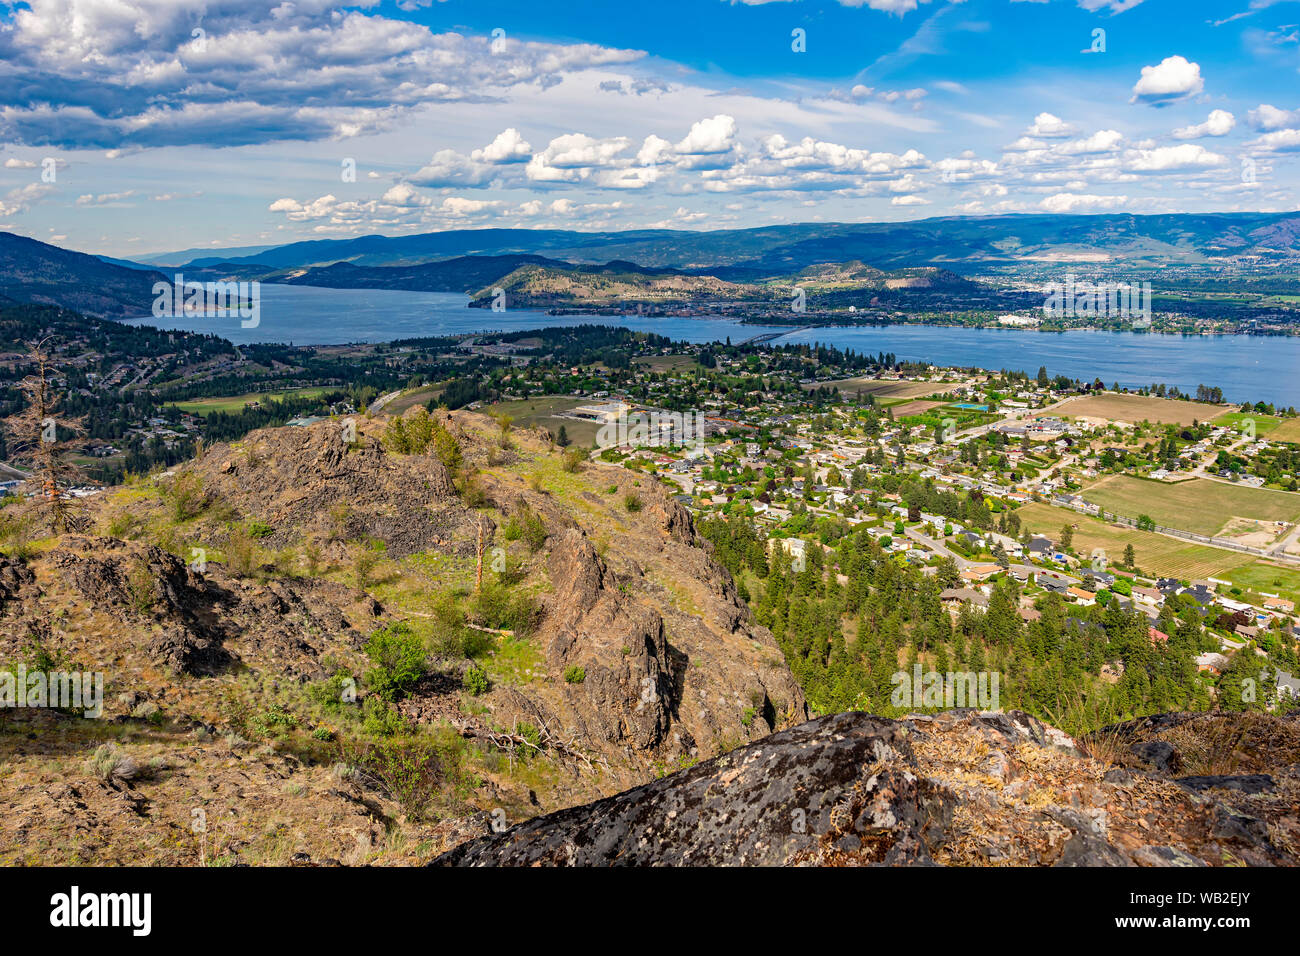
1057,393 -> 1229,426
1158,712 -> 1300,776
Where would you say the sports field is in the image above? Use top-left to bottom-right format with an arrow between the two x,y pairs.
1056,393 -> 1228,426
1080,475 -> 1300,537
167,387 -> 328,416
382,385 -> 444,416
480,395 -> 601,445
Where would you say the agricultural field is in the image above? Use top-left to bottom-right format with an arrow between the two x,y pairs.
1080,475 -> 1300,537
1272,418 -> 1300,444
808,377 -> 940,399
1221,562 -> 1300,607
166,387 -> 328,416
633,354 -> 700,373
479,395 -> 601,445
1056,393 -> 1228,426
891,399 -> 946,418
901,404 -> 1000,432
1013,501 -> 1294,584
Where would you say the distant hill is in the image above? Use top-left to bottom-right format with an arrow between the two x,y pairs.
172,212 -> 1300,275
194,228 -> 683,272
0,232 -> 168,318
791,261 -> 979,291
266,251 -> 982,308
135,243 -> 281,267
469,260 -> 766,308
278,254 -> 574,293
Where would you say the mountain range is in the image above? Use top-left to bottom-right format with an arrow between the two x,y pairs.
145,211 -> 1300,275
4,210 -> 1300,319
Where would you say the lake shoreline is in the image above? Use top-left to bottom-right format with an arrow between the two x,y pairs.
119,285 -> 1300,408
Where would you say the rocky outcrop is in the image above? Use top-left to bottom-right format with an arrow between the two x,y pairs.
191,421 -> 476,558
436,709 -> 1300,867
47,536 -> 378,679
480,517 -> 807,768
436,711 -> 939,866
0,556 -> 36,605
539,529 -> 673,750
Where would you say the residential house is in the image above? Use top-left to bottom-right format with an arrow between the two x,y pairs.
1194,652 -> 1229,675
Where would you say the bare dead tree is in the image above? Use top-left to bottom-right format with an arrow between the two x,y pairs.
5,337 -> 89,534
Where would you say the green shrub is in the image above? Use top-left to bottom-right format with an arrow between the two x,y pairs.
470,583 -> 543,638
563,665 -> 586,684
168,471 -> 209,522
361,696 -> 407,737
225,523 -> 260,576
88,743 -> 136,782
433,427 -> 463,474
352,546 -> 379,591
425,591 -> 492,658
464,664 -> 489,696
250,704 -> 297,738
561,447 -> 584,472
363,622 -> 427,701
307,672 -> 357,712
503,503 -> 546,552
460,476 -> 489,508
515,721 -> 542,754
346,738 -> 444,820
126,561 -> 157,613
623,493 -> 643,513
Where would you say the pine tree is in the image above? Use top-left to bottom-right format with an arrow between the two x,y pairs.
6,339 -> 89,533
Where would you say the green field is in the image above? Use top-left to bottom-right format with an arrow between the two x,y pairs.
1015,501 -> 1299,585
1081,475 -> 1300,537
1221,563 -> 1300,606
901,405 -> 999,432
1211,411 -> 1300,444
1212,411 -> 1285,437
168,387 -> 327,416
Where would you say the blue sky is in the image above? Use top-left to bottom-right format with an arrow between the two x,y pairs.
0,0 -> 1298,257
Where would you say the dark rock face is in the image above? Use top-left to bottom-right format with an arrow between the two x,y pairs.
1177,774 -> 1276,794
434,712 -> 947,866
0,556 -> 36,603
146,625 -> 228,677
436,708 -> 1300,867
1131,740 -> 1182,774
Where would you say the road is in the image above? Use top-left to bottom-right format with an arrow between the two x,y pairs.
900,524 -> 1081,586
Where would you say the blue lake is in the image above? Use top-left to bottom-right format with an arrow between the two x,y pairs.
123,285 -> 1300,408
